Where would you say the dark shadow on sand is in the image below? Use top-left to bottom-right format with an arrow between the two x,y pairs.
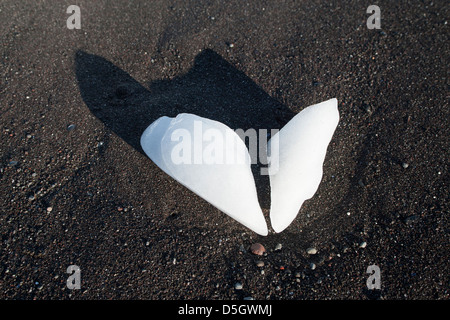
75,49 -> 295,209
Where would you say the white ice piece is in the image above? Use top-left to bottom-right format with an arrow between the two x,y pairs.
268,98 -> 339,233
140,113 -> 268,236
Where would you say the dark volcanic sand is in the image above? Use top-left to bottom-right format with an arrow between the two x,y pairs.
0,0 -> 448,300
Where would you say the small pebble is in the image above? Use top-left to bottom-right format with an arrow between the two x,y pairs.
310,263 -> 316,270
46,207 -> 53,213
274,243 -> 282,251
255,260 -> 264,267
402,162 -> 409,169
307,247 -> 317,255
67,124 -> 76,131
250,243 -> 265,255
234,282 -> 243,290
359,241 -> 367,248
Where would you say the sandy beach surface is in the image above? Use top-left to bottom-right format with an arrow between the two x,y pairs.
0,0 -> 448,300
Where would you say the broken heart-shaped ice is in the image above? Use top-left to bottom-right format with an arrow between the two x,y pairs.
140,99 -> 339,235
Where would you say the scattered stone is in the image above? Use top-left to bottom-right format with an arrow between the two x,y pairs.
310,263 -> 316,270
46,207 -> 53,213
255,260 -> 264,267
359,241 -> 367,248
250,243 -> 265,255
67,124 -> 76,131
8,161 -> 18,166
402,162 -> 409,169
274,243 -> 282,251
243,296 -> 254,300
306,247 -> 317,255
234,282 -> 243,290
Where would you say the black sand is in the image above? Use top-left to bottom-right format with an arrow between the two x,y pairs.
0,0 -> 448,300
